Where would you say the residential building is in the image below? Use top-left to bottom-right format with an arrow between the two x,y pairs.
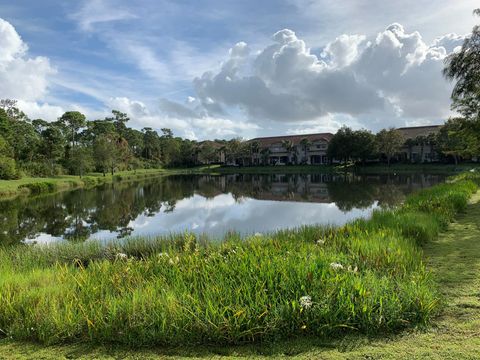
396,125 -> 442,163
247,133 -> 334,165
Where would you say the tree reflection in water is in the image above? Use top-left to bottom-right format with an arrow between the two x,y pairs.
0,173 -> 445,245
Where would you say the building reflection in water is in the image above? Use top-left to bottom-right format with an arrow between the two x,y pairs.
0,173 -> 446,245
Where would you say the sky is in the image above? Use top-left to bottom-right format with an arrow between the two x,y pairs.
0,0 -> 478,140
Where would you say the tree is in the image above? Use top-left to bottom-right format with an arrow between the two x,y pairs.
93,135 -> 118,176
0,135 -> 17,179
281,140 -> 295,164
351,129 -> 376,164
225,138 -> 243,164
108,110 -> 130,138
0,99 -> 28,121
443,9 -> 480,158
414,135 -> 428,163
125,128 -> 144,157
299,138 -> 311,164
249,141 -> 260,165
436,118 -> 477,164
375,128 -> 404,166
142,127 -> 161,161
260,148 -> 271,165
443,9 -> 480,119
39,125 -> 65,174
69,146 -> 93,178
199,143 -> 217,165
404,138 -> 416,163
59,111 -> 86,150
327,126 -> 355,163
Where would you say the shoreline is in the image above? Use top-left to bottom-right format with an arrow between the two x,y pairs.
0,167 -> 212,200
0,163 -> 478,201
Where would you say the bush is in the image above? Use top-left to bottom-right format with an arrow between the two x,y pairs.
18,182 -> 57,195
0,156 -> 18,179
20,162 -> 65,177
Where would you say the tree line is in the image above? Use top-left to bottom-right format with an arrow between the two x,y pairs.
0,101 -> 226,179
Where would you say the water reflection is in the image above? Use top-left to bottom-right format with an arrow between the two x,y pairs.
0,173 -> 445,244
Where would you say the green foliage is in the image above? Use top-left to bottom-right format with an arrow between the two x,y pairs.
20,161 -> 64,178
0,156 -> 18,180
18,182 -> 58,195
443,9 -> 480,119
375,128 -> 404,165
327,127 -> 376,164
437,117 -> 479,162
327,126 -> 355,162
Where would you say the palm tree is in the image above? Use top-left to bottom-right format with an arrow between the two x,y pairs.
260,148 -> 271,165
218,145 -> 227,164
426,133 -> 437,162
249,141 -> 260,165
405,138 -> 415,163
415,135 -> 427,163
299,138 -> 311,164
281,140 -> 295,164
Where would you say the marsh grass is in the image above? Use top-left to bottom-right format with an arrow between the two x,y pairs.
0,174 -> 478,346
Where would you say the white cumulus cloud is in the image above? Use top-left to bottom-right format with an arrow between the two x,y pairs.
163,23 -> 465,131
0,18 -> 56,102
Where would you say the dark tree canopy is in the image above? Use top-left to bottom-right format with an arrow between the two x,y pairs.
443,8 -> 480,118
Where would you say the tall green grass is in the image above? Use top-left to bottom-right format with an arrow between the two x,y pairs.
0,173 -> 478,346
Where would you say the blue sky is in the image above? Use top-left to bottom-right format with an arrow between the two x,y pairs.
0,0 -> 478,140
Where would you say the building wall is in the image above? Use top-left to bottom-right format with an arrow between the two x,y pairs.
263,140 -> 329,165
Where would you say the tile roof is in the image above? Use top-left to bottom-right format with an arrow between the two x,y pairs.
396,125 -> 442,140
248,133 -> 334,147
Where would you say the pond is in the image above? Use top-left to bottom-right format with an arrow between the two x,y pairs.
0,173 -> 446,245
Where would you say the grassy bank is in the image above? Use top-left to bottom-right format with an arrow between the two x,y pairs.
208,164 -> 338,174
0,167 -> 217,200
205,163 -> 480,175
354,163 -> 480,174
0,174 -> 478,349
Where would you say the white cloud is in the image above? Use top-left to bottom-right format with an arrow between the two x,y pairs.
178,23 -> 464,130
322,34 -> 366,68
104,96 -> 258,140
72,0 -> 138,31
16,100 -> 64,120
0,18 -> 56,102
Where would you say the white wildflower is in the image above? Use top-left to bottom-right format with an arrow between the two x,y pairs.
299,295 -> 313,309
254,232 -> 263,237
347,265 -> 359,273
470,169 -> 476,173
168,256 -> 180,265
330,262 -> 344,271
316,239 -> 325,246
115,253 -> 128,261
157,252 -> 169,258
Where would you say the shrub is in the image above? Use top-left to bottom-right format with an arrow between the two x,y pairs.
0,156 -> 18,179
18,182 -> 57,195
20,162 -> 65,177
